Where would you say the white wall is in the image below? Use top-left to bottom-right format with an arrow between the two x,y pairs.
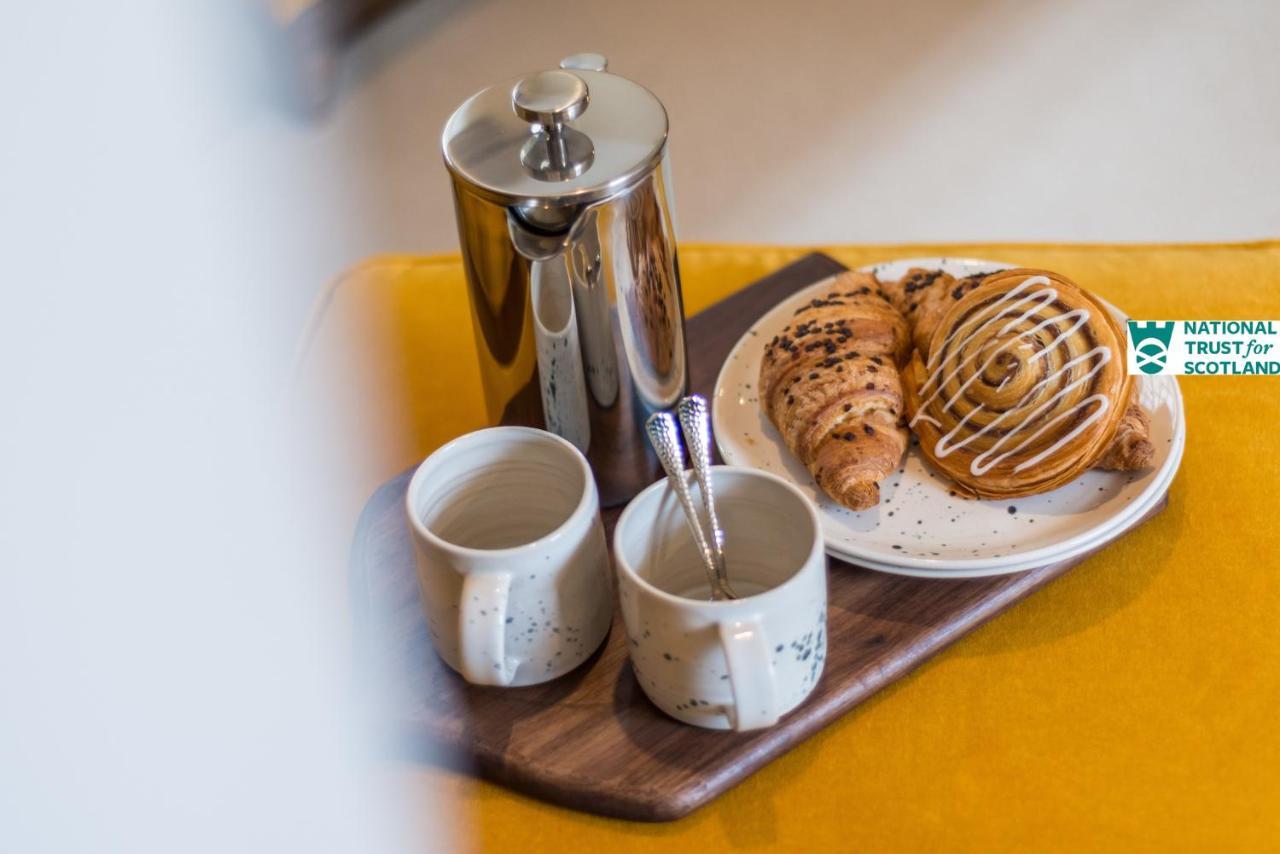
322,0 -> 1280,265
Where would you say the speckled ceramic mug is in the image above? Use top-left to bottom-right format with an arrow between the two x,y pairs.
406,427 -> 612,687
614,466 -> 827,730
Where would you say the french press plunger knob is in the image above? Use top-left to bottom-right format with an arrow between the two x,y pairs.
512,70 -> 595,181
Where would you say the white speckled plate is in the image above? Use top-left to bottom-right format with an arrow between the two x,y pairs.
712,257 -> 1185,578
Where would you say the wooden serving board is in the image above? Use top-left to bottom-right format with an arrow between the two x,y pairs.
350,253 -> 1169,822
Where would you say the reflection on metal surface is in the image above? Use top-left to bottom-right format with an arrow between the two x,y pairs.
568,210 -> 618,407
446,58 -> 686,506
532,258 -> 590,452
607,167 -> 685,412
520,127 -> 594,181
450,158 -> 688,506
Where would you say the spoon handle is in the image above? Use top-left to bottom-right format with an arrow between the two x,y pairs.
645,411 -> 724,600
677,395 -> 737,599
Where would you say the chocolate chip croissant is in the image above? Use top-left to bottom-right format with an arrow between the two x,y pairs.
759,272 -> 912,510
901,268 -> 1150,499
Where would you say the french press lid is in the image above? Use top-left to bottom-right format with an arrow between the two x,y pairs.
442,54 -> 669,209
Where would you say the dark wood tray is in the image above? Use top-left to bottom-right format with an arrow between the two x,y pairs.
350,253 -> 1168,821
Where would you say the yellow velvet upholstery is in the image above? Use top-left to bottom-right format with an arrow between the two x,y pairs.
306,242 -> 1280,851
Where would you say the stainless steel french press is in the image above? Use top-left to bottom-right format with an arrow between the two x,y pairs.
442,53 -> 689,506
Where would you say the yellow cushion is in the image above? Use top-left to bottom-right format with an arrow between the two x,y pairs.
306,241 -> 1280,851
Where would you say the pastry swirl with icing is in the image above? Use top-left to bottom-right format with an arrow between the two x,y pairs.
903,268 -> 1136,499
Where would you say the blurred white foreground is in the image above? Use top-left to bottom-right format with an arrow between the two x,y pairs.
0,4 -> 432,852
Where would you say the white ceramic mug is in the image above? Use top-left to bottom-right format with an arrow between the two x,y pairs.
405,427 -> 612,687
613,466 -> 827,730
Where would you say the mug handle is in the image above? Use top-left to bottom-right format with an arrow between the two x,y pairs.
718,618 -> 780,730
459,572 -> 514,686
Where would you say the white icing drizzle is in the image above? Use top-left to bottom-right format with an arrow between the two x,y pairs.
967,359 -> 1111,475
912,274 -> 1115,478
937,309 -> 1090,415
922,277 -> 1049,375
912,281 -> 1061,420
933,346 -> 1111,471
1010,395 -> 1109,473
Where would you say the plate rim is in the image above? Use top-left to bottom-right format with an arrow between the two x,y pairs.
823,429 -> 1183,577
712,256 -> 1185,575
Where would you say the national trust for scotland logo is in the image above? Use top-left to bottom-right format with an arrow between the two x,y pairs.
1125,319 -> 1280,376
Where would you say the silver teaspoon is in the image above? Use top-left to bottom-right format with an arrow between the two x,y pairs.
645,411 -> 728,600
677,395 -> 738,600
